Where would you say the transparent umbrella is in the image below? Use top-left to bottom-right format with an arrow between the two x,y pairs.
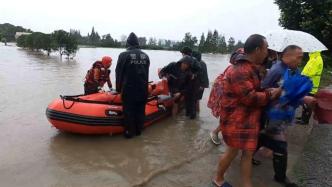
265,29 -> 328,52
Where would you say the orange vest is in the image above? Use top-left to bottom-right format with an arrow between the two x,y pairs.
85,61 -> 110,86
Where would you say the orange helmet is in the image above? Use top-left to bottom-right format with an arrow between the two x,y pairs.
101,56 -> 112,68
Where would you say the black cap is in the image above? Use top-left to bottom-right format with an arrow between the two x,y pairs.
126,32 -> 139,47
180,46 -> 193,55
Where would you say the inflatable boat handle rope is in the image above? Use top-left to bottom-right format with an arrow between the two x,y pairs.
60,95 -> 78,109
60,95 -> 159,110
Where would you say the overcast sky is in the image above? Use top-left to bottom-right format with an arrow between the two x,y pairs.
0,0 -> 282,42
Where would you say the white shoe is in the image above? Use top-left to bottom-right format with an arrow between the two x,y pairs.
210,131 -> 221,145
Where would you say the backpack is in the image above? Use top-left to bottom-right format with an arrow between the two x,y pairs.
207,66 -> 231,118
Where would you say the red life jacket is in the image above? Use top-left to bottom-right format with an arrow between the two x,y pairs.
85,61 -> 110,86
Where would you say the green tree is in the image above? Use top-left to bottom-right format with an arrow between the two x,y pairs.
42,34 -> 57,55
88,26 -> 100,45
275,0 -> 332,50
70,29 -> 82,40
204,31 -> 213,52
25,34 -> 33,49
217,35 -> 227,53
100,34 -> 115,47
165,40 -> 172,48
211,30 -> 219,53
227,37 -> 236,53
52,30 -> 78,58
148,37 -> 157,46
16,35 -> 27,47
181,32 -> 197,49
30,32 -> 45,51
198,33 -> 206,52
275,0 -> 303,30
63,34 -> 78,58
52,30 -> 68,54
1,37 -> 7,45
158,39 -> 163,47
138,37 -> 147,46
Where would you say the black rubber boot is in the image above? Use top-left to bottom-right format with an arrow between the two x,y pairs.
273,153 -> 298,187
124,131 -> 133,139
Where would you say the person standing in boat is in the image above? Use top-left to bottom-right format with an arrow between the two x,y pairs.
116,32 -> 150,139
84,56 -> 113,95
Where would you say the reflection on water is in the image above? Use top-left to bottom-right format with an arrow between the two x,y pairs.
0,45 -> 230,186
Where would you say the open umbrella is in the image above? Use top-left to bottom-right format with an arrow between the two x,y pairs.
265,30 -> 328,52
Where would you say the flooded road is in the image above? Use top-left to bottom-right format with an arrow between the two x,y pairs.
0,44 -> 230,186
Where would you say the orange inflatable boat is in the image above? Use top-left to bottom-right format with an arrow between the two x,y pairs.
46,80 -> 174,134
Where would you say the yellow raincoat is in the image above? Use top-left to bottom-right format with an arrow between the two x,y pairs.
301,51 -> 324,94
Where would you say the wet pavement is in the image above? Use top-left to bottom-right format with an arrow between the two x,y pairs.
144,119 -> 314,187
293,124 -> 332,187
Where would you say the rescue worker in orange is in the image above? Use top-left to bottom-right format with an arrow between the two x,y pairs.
84,56 -> 113,95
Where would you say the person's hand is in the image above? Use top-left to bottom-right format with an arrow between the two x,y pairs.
268,87 -> 282,100
173,92 -> 181,98
303,96 -> 317,108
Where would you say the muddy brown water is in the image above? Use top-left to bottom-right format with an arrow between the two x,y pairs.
0,44 -> 230,187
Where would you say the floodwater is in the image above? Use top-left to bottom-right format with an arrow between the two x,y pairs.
0,44 -> 230,187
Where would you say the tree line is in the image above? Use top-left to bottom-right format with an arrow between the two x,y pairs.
16,30 -> 78,58
179,30 -> 244,54
8,22 -> 244,57
69,27 -> 243,54
70,27 -> 122,48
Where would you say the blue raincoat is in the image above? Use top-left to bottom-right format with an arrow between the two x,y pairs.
267,69 -> 313,122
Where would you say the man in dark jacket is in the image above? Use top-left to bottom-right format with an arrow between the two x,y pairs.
159,56 -> 192,116
116,32 -> 150,139
192,51 -> 209,111
180,47 -> 202,119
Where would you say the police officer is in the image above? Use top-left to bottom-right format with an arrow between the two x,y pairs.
84,56 -> 112,95
116,32 -> 150,139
